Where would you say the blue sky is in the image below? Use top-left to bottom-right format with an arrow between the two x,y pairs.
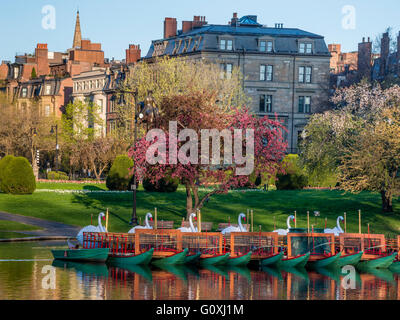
0,0 -> 399,61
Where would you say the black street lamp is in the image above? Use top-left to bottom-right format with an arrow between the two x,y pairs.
119,90 -> 159,226
50,124 -> 59,172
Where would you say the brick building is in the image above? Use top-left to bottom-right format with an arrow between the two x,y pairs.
144,13 -> 331,153
328,44 -> 358,74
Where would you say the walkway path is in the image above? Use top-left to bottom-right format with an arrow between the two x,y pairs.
0,211 -> 80,237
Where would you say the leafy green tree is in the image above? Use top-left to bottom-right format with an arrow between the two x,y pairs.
30,67 -> 37,79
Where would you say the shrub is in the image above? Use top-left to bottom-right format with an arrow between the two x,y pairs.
275,154 -> 308,190
47,171 -> 69,180
106,155 -> 134,191
143,176 -> 179,192
0,156 -> 36,194
0,155 -> 15,182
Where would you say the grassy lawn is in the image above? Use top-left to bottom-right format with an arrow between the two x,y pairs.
0,232 -> 33,239
0,220 -> 41,231
0,186 -> 399,236
36,182 -> 107,190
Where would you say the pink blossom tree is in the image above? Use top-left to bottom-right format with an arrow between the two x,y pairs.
129,92 -> 287,218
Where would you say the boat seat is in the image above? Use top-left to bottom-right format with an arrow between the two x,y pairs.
148,220 -> 174,229
181,221 -> 213,231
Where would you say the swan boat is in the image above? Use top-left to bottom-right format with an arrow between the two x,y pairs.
226,251 -> 252,266
152,248 -> 189,266
51,247 -> 110,262
337,251 -> 364,267
107,248 -> 155,266
356,252 -> 397,270
260,252 -> 284,267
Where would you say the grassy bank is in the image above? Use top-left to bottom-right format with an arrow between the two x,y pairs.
0,185 -> 399,236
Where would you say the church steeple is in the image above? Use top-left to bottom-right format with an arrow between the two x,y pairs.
72,10 -> 82,48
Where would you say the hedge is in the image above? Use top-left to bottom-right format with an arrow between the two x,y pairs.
106,155 -> 134,191
0,156 -> 36,194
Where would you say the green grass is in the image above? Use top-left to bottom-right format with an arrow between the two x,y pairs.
36,182 -> 107,190
0,232 -> 33,239
0,220 -> 41,231
0,188 -> 399,236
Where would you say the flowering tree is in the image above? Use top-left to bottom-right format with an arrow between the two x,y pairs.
301,82 -> 400,212
129,91 -> 287,218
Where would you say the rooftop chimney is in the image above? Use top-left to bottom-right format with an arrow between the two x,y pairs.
164,17 -> 177,39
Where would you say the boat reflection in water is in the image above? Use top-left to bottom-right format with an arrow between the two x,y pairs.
50,262 -> 400,300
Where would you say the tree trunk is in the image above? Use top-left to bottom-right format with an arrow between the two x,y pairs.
381,190 -> 393,213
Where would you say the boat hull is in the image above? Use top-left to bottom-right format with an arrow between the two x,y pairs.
307,252 -> 342,269
184,252 -> 202,264
356,253 -> 397,270
107,248 -> 154,265
200,253 -> 230,266
277,252 -> 310,268
337,251 -> 363,267
51,248 -> 110,262
389,260 -> 400,273
226,252 -> 252,266
260,252 -> 283,267
152,248 -> 189,266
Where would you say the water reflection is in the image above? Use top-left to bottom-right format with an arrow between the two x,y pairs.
0,241 -> 400,300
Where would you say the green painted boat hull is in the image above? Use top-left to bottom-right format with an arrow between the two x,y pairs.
307,252 -> 342,269
356,253 -> 396,270
51,248 -> 110,262
107,248 -> 154,265
278,252 -> 310,268
389,261 -> 400,273
184,252 -> 202,264
226,252 -> 252,266
337,251 -> 363,267
200,253 -> 230,266
260,252 -> 284,267
152,248 -> 189,266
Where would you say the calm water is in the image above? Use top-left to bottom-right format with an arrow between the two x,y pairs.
0,241 -> 398,300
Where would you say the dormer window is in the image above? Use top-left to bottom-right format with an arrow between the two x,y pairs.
45,84 -> 51,95
220,39 -> 233,50
260,40 -> 273,52
13,67 -> 19,79
299,42 -> 313,54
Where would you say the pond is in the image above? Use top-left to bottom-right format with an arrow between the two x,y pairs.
0,241 -> 398,300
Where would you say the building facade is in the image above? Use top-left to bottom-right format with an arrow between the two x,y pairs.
144,13 -> 331,153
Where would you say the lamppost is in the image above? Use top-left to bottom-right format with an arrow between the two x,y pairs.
119,90 -> 159,226
30,127 -> 38,179
50,124 -> 59,172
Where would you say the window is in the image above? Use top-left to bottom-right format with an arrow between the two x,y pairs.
13,67 -> 19,79
44,105 -> 50,117
96,79 -> 99,88
260,95 -> 273,113
299,42 -> 313,54
220,39 -> 233,50
298,96 -> 311,113
220,63 -> 233,79
45,85 -> 51,95
97,100 -> 103,113
21,87 -> 27,98
299,66 -> 312,83
259,41 -> 273,52
260,65 -> 273,81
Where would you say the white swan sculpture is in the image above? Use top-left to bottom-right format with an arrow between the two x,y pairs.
324,216 -> 344,236
221,213 -> 247,235
128,212 -> 153,233
272,215 -> 295,236
178,213 -> 198,232
76,212 -> 107,245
